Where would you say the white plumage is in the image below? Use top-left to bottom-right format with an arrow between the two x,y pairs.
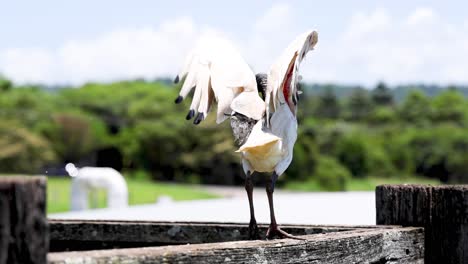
174,30 -> 318,239
176,36 -> 265,124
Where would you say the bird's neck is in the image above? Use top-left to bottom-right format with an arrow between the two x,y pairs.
255,73 -> 268,100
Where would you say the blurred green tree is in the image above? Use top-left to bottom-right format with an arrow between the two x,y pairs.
287,127 -> 319,181
345,87 -> 374,121
398,90 -> 432,124
371,82 -> 394,106
39,113 -> 109,163
0,76 -> 12,92
431,89 -> 467,124
0,121 -> 56,173
334,133 -> 369,177
314,155 -> 351,191
314,86 -> 341,119
368,106 -> 397,125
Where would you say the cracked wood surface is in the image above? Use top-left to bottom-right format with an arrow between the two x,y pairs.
48,220 -> 401,251
0,176 -> 48,264
48,226 -> 423,264
377,184 -> 468,264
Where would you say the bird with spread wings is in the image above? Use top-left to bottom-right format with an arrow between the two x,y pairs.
174,30 -> 318,239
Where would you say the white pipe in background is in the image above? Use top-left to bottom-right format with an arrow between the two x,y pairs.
66,163 -> 128,211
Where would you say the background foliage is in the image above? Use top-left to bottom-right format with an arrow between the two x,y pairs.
1,75 -> 466,189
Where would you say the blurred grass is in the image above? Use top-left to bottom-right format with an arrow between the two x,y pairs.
47,177 -> 220,214
284,176 -> 441,192
9,175 -> 443,213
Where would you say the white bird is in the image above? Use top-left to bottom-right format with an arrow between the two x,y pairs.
174,30 -> 318,239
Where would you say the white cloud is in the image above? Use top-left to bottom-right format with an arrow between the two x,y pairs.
305,7 -> 468,85
2,5 -> 468,86
1,48 -> 57,83
406,7 -> 437,26
245,3 -> 303,73
254,3 -> 292,33
343,8 -> 391,40
57,20 -> 196,84
0,17 -> 201,85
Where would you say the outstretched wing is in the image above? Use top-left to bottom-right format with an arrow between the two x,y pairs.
265,30 -> 318,122
236,30 -> 318,176
174,36 -> 265,124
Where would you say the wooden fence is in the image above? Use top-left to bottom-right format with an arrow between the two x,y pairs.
0,177 -> 466,263
47,220 -> 423,263
377,184 -> 468,264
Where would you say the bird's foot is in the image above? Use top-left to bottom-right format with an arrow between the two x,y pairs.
266,224 -> 306,240
248,219 -> 260,240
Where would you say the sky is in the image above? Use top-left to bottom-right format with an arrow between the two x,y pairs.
1,0 -> 468,87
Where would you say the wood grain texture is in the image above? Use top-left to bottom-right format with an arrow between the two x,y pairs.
48,220 -> 363,251
48,227 -> 424,264
376,184 -> 432,226
0,176 -> 48,264
376,184 -> 468,264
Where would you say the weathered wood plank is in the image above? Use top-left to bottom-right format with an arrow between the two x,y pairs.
48,227 -> 424,264
376,184 -> 468,264
376,184 -> 432,226
430,186 -> 468,263
0,176 -> 48,264
48,219 -> 400,251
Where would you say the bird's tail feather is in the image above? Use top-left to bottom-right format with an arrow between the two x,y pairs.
236,120 -> 281,153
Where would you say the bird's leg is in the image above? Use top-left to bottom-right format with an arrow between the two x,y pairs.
266,172 -> 305,240
245,173 -> 259,239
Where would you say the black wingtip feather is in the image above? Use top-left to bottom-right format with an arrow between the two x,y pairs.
174,75 -> 180,84
186,109 -> 195,120
193,113 -> 204,125
174,96 -> 183,104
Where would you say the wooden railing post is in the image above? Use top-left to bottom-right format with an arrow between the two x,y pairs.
0,176 -> 48,264
376,184 -> 468,264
